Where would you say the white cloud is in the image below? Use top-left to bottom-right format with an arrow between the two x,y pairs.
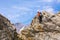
45,8 -> 54,13
42,6 -> 55,13
12,6 -> 32,11
57,0 -> 60,3
0,0 -> 59,25
7,14 -> 20,19
37,0 -> 54,2
43,0 -> 53,2
38,0 -> 60,3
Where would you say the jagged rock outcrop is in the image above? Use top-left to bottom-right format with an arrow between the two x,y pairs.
19,11 -> 60,40
0,14 -> 18,40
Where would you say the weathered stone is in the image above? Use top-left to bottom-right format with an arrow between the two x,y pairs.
0,14 -> 18,40
19,11 -> 60,40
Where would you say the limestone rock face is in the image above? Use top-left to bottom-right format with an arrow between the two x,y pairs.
0,14 -> 18,40
19,11 -> 60,40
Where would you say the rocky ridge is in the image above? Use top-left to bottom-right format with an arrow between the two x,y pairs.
0,14 -> 18,40
19,11 -> 60,40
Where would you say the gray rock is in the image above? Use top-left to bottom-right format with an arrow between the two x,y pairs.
19,11 -> 60,40
0,14 -> 18,40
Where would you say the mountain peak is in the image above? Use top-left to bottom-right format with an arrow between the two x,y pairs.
19,11 -> 60,40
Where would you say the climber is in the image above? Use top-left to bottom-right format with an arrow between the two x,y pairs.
37,11 -> 43,23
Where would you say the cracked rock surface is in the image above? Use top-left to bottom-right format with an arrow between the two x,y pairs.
19,11 -> 60,40
0,14 -> 18,40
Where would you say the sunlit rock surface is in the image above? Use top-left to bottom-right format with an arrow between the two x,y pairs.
19,11 -> 60,40
0,14 -> 18,40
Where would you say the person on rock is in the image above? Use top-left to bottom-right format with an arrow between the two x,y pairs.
37,11 -> 43,23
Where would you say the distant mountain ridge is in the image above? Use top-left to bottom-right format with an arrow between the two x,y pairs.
14,23 -> 25,33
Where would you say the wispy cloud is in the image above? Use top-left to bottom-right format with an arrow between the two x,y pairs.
0,0 -> 60,24
12,6 -> 32,11
57,0 -> 60,3
37,0 -> 55,2
42,6 -> 55,13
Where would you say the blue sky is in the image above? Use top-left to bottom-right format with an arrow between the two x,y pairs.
0,0 -> 60,25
